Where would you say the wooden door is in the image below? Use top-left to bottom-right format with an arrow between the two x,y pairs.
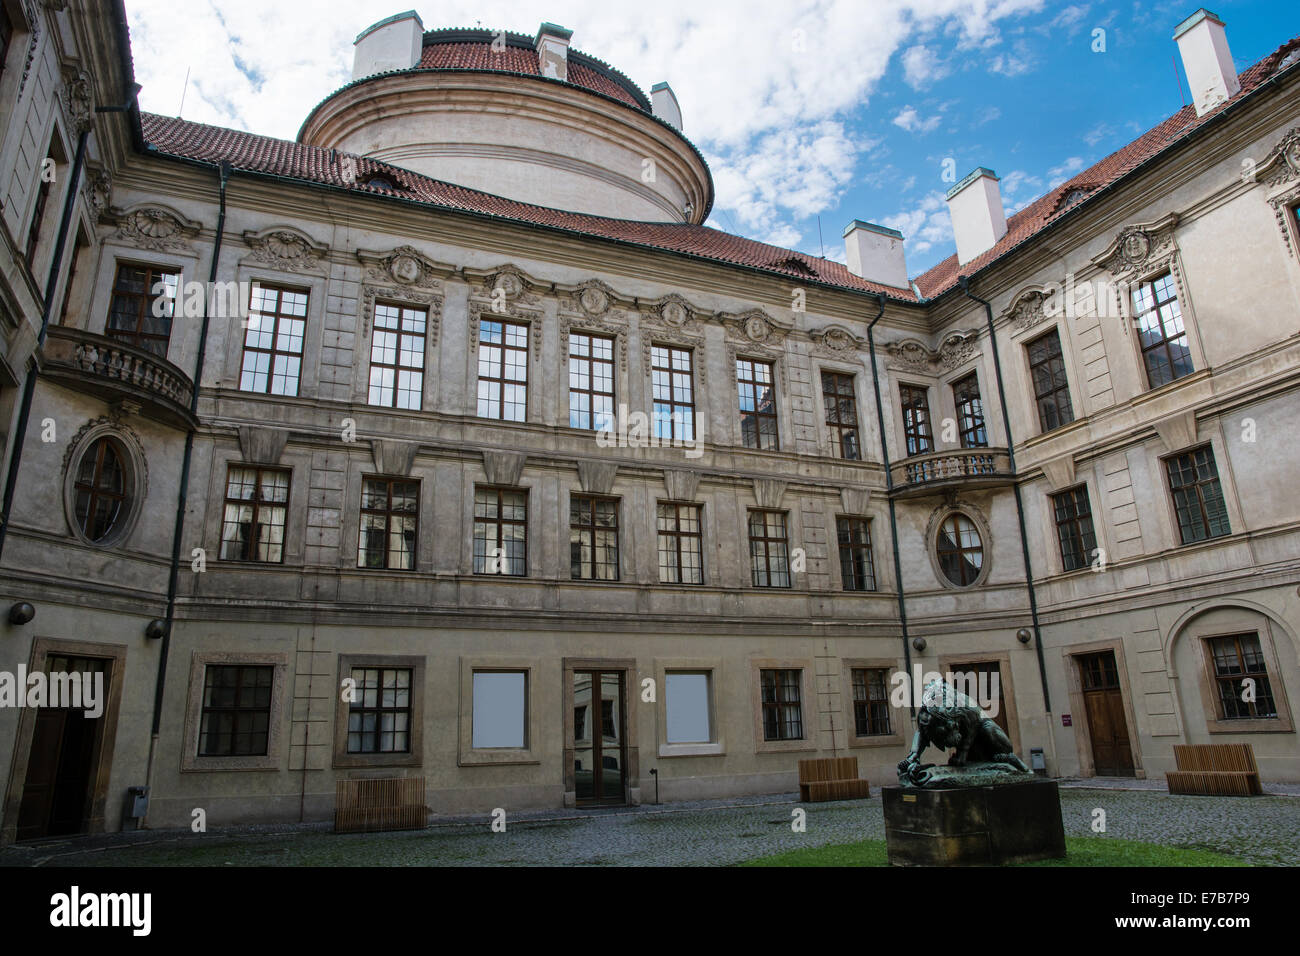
1078,651 -> 1134,776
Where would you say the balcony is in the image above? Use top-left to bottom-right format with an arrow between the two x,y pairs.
889,447 -> 1014,498
40,327 -> 196,429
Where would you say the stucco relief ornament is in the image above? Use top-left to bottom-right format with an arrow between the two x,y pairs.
938,331 -> 979,371
61,69 -> 94,132
579,286 -> 609,316
810,325 -> 863,356
390,254 -> 421,284
246,231 -> 326,273
114,207 -> 198,252
1008,290 -> 1049,333
658,297 -> 691,328
889,340 -> 933,373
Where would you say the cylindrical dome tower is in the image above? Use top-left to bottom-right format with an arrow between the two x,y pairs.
298,13 -> 714,224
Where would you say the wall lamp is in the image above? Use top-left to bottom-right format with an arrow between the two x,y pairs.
1017,628 -> 1033,645
8,602 -> 34,625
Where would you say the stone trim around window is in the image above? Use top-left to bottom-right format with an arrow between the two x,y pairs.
331,653 -> 425,769
181,650 -> 289,772
457,657 -> 540,766
1193,622 -> 1294,735
838,658 -> 906,750
924,501 -> 994,590
655,657 -> 725,758
749,658 -> 816,754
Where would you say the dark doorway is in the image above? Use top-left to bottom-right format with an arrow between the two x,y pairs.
16,655 -> 109,840
1078,650 -> 1135,776
573,670 -> 626,805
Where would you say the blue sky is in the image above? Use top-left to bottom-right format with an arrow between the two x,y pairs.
126,1 -> 1300,279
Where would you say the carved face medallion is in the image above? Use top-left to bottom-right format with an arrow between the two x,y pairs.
661,301 -> 687,327
745,316 -> 768,342
579,287 -> 608,315
1122,232 -> 1150,263
390,254 -> 421,284
494,273 -> 521,297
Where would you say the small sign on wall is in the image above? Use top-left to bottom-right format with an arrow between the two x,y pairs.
1062,714 -> 1072,726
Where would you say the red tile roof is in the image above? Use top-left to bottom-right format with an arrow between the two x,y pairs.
913,37 -> 1300,299
417,30 -> 647,111
140,113 -> 916,298
137,36 -> 1297,307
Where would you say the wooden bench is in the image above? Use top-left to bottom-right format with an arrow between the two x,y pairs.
335,777 -> 427,833
798,756 -> 871,802
1166,743 -> 1262,796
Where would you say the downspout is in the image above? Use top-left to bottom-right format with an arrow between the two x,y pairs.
958,275 -> 1051,715
143,160 -> 230,809
0,126 -> 90,561
864,293 -> 914,716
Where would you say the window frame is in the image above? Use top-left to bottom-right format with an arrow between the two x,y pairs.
567,330 -> 617,432
1025,327 -> 1075,434
196,663 -> 275,758
736,356 -> 780,451
1189,618 -> 1295,736
104,261 -> 181,358
820,369 -> 861,460
72,435 -> 128,544
899,383 -> 934,457
650,343 -> 696,442
747,508 -> 791,588
1131,271 -> 1194,390
759,667 -> 804,742
933,510 -> 988,589
357,475 -> 420,571
219,464 -> 291,564
836,515 -> 877,592
332,654 -> 425,769
367,300 -> 428,410
473,485 -> 528,576
951,372 -> 988,448
569,493 -> 620,581
1051,484 -> 1098,574
656,500 -> 704,585
181,651 -> 289,772
1204,633 -> 1278,722
1163,444 -> 1231,546
239,282 -> 309,396
458,659 -> 540,766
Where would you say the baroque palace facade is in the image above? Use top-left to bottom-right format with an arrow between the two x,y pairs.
0,2 -> 1298,839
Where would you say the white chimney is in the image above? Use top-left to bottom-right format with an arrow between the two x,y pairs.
535,22 -> 572,82
353,11 -> 424,81
945,167 -> 1008,266
1174,9 -> 1240,117
843,221 -> 909,289
651,82 -> 683,131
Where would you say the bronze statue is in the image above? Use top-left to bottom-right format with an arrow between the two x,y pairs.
897,679 -> 1032,788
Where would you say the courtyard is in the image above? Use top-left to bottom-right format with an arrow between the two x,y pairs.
2,784 -> 1296,868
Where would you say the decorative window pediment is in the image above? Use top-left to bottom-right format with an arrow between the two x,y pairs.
241,226 -> 329,274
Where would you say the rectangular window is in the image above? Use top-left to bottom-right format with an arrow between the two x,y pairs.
358,477 -> 419,570
1166,446 -> 1230,544
657,501 -> 703,585
665,672 -> 712,744
568,332 -> 616,431
760,668 -> 803,741
1052,485 -> 1097,572
473,487 -> 527,575
748,510 -> 791,588
368,302 -> 426,409
851,668 -> 892,737
220,466 -> 290,563
836,516 -> 876,591
1027,329 -> 1074,432
737,358 -> 779,450
198,665 -> 273,756
106,263 -> 180,358
899,384 -> 934,456
240,284 -> 308,395
476,319 -> 528,421
472,671 -> 528,749
1208,634 -> 1277,720
1132,273 -> 1193,389
24,172 -> 50,268
570,495 -> 619,580
346,667 -> 412,753
821,371 -> 860,460
952,373 -> 988,448
651,345 -> 695,441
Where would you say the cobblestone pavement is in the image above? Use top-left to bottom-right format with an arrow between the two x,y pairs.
2,787 -> 1296,867
1059,776 -> 1300,795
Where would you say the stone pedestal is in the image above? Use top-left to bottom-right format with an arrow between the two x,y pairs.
883,779 -> 1066,866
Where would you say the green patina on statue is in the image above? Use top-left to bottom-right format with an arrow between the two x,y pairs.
897,679 -> 1033,788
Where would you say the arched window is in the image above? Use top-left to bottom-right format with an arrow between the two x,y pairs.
73,437 -> 128,542
937,513 -> 983,587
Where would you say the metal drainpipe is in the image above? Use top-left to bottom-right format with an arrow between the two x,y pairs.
0,127 -> 90,562
864,293 -> 914,716
958,276 -> 1051,714
142,161 -> 230,808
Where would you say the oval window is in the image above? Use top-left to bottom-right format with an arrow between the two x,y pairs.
73,437 -> 128,542
937,513 -> 983,587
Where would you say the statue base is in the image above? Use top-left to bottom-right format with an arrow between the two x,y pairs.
883,779 -> 1066,866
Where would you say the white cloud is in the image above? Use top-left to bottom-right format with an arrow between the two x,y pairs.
1083,122 -> 1113,147
902,45 -> 950,89
893,105 -> 943,134
1047,156 -> 1088,185
879,190 -> 954,256
124,0 -> 1050,247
